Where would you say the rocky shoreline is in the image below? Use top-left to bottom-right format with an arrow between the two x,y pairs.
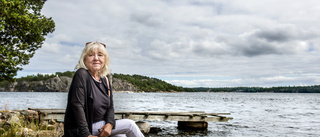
0,109 -> 64,136
0,109 -> 157,137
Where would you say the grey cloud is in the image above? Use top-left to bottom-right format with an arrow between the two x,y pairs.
239,42 -> 282,57
130,12 -> 163,27
256,29 -> 294,42
210,25 -> 319,57
189,26 -> 318,58
254,25 -> 319,43
189,1 -> 224,15
191,40 -> 231,57
140,39 -> 190,61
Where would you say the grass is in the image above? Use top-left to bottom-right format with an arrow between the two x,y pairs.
1,116 -> 59,137
0,108 -> 62,137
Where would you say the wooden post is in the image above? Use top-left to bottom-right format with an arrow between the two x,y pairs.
177,121 -> 208,130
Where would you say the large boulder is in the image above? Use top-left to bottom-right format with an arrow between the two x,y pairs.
135,121 -> 150,134
112,78 -> 139,92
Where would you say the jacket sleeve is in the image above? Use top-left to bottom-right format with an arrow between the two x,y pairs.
70,69 -> 91,137
104,77 -> 116,128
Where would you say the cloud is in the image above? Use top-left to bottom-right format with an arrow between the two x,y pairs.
15,0 -> 320,88
167,75 -> 320,88
240,26 -> 318,56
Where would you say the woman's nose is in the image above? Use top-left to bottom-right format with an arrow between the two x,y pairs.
93,55 -> 99,60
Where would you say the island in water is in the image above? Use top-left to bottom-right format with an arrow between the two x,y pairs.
0,71 -> 319,93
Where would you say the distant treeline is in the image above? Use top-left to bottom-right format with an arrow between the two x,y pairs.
0,71 -> 186,92
16,71 -> 75,82
0,71 -> 74,88
191,86 -> 320,93
112,73 -> 185,92
1,71 -> 319,93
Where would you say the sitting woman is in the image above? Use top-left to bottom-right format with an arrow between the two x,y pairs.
63,42 -> 144,137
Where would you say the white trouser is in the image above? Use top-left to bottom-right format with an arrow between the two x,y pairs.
92,119 -> 144,137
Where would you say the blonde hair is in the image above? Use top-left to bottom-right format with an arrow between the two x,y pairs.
75,42 -> 110,77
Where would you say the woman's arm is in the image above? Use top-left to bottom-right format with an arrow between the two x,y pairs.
70,70 -> 91,136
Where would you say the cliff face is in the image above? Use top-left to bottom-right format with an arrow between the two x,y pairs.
1,77 -> 138,92
111,78 -> 139,92
4,76 -> 72,92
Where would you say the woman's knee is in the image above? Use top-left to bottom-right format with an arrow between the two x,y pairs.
123,119 -> 137,129
116,119 -> 137,130
114,119 -> 143,137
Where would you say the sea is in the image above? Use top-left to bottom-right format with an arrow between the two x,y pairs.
0,92 -> 319,137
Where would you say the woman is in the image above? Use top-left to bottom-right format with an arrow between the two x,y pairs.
63,42 -> 144,137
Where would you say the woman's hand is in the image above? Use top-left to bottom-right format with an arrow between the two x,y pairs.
98,123 -> 113,137
88,135 -> 97,137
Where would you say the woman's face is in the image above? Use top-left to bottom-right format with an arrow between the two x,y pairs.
84,49 -> 105,74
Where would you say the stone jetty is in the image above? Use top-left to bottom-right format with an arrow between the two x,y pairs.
0,109 -> 233,136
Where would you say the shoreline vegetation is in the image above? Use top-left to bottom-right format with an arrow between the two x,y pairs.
0,109 -> 64,137
0,71 -> 319,93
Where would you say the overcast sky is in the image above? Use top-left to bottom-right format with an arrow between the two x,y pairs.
17,0 -> 320,87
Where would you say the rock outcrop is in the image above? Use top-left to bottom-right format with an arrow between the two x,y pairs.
0,110 -> 149,136
112,78 -> 139,92
1,76 -> 139,92
0,110 -> 64,136
3,76 -> 72,92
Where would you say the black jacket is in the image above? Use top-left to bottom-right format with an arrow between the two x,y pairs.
63,68 -> 115,137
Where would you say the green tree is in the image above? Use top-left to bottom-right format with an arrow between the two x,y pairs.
0,0 -> 55,82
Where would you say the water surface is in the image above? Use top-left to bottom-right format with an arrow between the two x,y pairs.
1,92 -> 319,136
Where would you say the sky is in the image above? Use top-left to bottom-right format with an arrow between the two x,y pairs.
17,0 -> 320,88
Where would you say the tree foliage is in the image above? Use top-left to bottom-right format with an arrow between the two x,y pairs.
0,0 -> 55,82
15,71 -> 75,82
112,73 -> 185,92
56,71 -> 74,78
